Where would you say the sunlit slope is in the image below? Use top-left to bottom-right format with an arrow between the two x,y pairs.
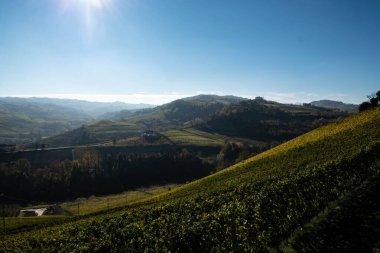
1,108 -> 379,252
148,106 -> 379,201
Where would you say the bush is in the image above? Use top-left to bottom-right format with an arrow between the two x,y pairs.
359,101 -> 372,112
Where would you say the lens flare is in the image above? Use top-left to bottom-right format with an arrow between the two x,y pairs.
60,0 -> 112,41
61,0 -> 111,10
80,0 -> 110,9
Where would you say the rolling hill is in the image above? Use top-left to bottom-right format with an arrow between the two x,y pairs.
105,94 -> 247,124
0,100 -> 91,144
41,95 -> 347,148
0,97 -> 153,145
0,97 -> 153,118
310,99 -> 358,112
39,95 -> 247,147
1,105 -> 379,252
195,97 -> 349,142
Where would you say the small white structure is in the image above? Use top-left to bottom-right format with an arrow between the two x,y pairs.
19,208 -> 47,217
19,205 -> 64,217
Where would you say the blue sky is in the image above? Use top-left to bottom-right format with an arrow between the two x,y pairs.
0,0 -> 379,104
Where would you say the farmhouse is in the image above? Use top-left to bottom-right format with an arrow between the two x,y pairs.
141,130 -> 161,142
19,205 -> 61,217
19,208 -> 47,217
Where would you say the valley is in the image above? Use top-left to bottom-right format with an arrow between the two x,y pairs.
0,96 -> 350,205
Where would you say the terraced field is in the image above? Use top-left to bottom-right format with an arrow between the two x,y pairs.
1,107 -> 379,252
161,128 -> 226,146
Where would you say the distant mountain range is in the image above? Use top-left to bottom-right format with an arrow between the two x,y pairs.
0,97 -> 154,144
309,100 -> 358,112
0,97 -> 153,118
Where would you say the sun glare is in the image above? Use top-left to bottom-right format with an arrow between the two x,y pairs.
79,0 -> 109,9
60,0 -> 112,40
61,0 -> 111,10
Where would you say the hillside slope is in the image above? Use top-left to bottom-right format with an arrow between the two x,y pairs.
40,95 -> 246,147
196,98 -> 348,142
1,107 -> 379,252
0,97 -> 153,118
42,96 -> 346,148
310,99 -> 358,112
0,97 -> 153,144
0,100 -> 92,144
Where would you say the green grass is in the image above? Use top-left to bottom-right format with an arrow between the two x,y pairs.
60,184 -> 178,215
86,121 -> 142,140
146,107 -> 379,202
161,128 -> 225,146
0,184 -> 178,236
280,175 -> 380,252
1,216 -> 71,235
1,108 -> 379,252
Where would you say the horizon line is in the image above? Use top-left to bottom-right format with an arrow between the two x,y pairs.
0,92 -> 360,105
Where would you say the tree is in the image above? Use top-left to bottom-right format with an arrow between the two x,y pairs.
358,101 -> 372,112
370,97 -> 379,107
359,90 -> 380,112
217,142 -> 242,164
15,159 -> 32,180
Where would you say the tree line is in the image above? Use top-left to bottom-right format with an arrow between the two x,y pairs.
0,149 -> 212,203
196,100 -> 346,142
359,90 -> 380,111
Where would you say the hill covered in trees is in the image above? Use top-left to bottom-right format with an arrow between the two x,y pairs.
310,99 -> 358,112
106,94 -> 247,124
41,96 -> 347,148
1,103 -> 379,252
195,97 -> 348,142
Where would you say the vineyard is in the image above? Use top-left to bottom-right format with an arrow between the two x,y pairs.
1,107 -> 379,252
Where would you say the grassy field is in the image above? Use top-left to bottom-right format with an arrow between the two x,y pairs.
0,184 -> 178,236
60,184 -> 178,215
1,107 -> 379,252
161,127 -> 262,147
280,176 -> 380,252
102,127 -> 258,148
1,216 -> 71,235
161,128 -> 226,146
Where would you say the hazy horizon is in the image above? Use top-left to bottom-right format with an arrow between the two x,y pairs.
0,92 -> 361,106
